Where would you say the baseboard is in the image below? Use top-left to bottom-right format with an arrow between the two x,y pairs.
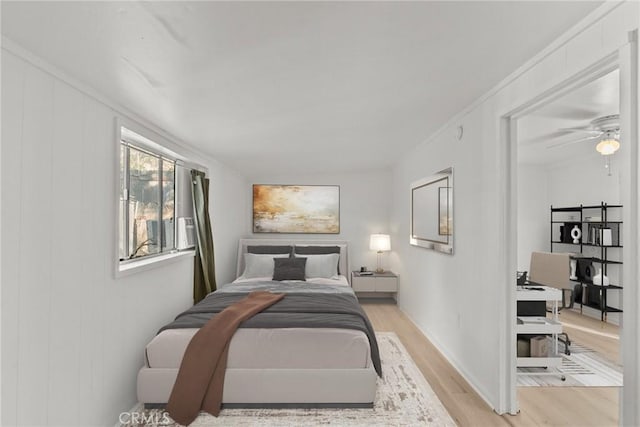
397,304 -> 498,413
569,306 -> 621,326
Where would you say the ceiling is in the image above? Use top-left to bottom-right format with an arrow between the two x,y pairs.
1,1 -> 602,177
518,69 -> 619,166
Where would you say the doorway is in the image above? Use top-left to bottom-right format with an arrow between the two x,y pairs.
515,68 -> 622,424
503,39 -> 638,424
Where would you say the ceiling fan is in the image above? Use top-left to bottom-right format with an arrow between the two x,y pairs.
546,114 -> 620,155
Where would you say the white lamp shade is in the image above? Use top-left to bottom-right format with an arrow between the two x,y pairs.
370,234 -> 391,252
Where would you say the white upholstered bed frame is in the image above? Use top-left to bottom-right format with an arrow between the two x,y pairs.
236,238 -> 350,283
137,239 -> 377,408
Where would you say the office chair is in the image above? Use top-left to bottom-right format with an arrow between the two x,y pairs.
526,251 -> 575,355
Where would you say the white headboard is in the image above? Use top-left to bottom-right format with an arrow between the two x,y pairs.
236,239 -> 349,281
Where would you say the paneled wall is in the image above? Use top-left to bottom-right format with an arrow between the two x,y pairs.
246,170 -> 393,274
1,50 -> 246,426
517,164 -> 549,271
389,0 -> 638,416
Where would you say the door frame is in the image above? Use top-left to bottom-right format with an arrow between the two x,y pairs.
500,32 -> 638,422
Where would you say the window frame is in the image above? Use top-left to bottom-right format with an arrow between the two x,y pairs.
115,119 -> 203,277
119,141 -> 176,262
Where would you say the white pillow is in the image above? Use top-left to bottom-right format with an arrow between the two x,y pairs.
295,253 -> 340,279
241,253 -> 290,279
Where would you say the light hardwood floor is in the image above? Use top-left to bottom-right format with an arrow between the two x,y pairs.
362,302 -> 621,427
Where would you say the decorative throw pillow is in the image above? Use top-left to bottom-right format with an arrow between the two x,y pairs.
241,253 -> 290,279
295,253 -> 340,279
273,257 -> 307,281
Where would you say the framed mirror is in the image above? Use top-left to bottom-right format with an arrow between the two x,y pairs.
410,167 -> 454,254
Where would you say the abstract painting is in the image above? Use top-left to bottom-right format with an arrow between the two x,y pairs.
253,185 -> 340,233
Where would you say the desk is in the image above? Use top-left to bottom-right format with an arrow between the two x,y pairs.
516,285 -> 565,377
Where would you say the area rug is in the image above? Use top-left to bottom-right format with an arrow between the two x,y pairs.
125,332 -> 455,426
517,341 -> 623,387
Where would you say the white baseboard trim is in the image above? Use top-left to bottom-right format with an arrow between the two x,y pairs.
397,304 -> 498,414
569,306 -> 621,326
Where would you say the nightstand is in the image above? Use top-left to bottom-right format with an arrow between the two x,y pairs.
351,271 -> 398,298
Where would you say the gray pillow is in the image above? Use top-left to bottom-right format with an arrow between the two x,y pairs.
294,245 -> 340,255
248,245 -> 292,255
294,246 -> 341,274
273,257 -> 307,281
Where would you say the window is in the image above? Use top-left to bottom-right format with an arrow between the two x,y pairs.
119,126 -> 193,265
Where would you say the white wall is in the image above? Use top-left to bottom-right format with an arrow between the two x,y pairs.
391,107 -> 506,408
210,167 -> 248,286
246,170 -> 393,274
517,164 -> 549,270
517,153 -> 623,321
547,152 -> 623,322
547,153 -> 622,207
389,1 -> 638,413
1,49 -> 246,426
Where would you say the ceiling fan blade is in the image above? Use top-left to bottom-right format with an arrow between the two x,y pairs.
546,135 -> 599,149
519,130 -> 575,146
558,126 -> 601,134
535,107 -> 602,121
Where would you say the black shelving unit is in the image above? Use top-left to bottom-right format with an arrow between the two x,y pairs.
550,202 -> 623,322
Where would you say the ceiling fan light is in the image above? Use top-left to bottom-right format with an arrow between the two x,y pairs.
596,138 -> 620,155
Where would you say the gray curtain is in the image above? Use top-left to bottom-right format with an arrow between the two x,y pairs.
191,169 -> 217,303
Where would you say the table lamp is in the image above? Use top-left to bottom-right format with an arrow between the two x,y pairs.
370,234 -> 391,273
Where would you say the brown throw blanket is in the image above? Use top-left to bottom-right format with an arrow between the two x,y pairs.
166,291 -> 285,425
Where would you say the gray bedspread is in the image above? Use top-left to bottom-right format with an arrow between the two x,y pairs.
160,281 -> 382,376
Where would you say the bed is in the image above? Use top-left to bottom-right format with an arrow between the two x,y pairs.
137,239 -> 379,408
